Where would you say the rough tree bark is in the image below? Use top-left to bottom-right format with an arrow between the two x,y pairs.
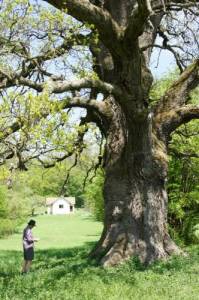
89,92 -> 182,266
85,1 -> 182,265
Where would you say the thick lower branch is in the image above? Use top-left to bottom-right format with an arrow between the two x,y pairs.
0,71 -> 121,97
155,59 -> 199,115
155,104 -> 199,135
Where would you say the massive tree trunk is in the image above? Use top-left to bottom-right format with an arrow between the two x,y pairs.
86,2 -> 176,264
90,101 -> 181,266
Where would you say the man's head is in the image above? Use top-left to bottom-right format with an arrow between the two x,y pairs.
28,219 -> 36,228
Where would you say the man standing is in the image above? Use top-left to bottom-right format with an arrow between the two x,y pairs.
21,219 -> 39,274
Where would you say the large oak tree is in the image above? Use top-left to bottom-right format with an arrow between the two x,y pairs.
0,0 -> 199,266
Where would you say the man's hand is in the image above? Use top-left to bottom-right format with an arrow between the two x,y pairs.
34,238 -> 40,242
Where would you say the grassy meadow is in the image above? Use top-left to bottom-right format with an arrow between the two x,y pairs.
0,211 -> 102,251
0,210 -> 198,300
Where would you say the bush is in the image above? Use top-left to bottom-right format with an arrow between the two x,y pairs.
0,185 -> 24,237
182,214 -> 199,244
0,219 -> 15,237
193,224 -> 199,242
83,169 -> 104,221
0,186 -> 8,218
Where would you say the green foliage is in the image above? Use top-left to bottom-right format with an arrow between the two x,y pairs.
0,186 -> 16,237
0,186 -> 8,218
192,224 -> 199,241
66,175 -> 85,207
168,123 -> 199,244
7,182 -> 45,218
150,70 -> 199,106
22,163 -> 86,207
0,152 -> 102,238
0,219 -> 15,237
181,214 -> 199,244
0,0 -> 97,172
149,71 -> 179,106
0,161 -> 86,215
0,0 -> 103,225
83,169 -> 104,221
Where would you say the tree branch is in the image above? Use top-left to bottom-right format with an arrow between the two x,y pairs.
36,112 -> 101,179
19,33 -> 90,77
0,70 -> 122,97
156,28 -> 184,72
0,31 -> 98,91
156,104 -> 199,135
0,94 -> 112,146
60,96 -> 112,118
153,0 -> 199,12
0,121 -> 24,142
51,78 -> 122,95
0,149 -> 15,166
124,0 -> 153,43
43,0 -> 122,54
59,153 -> 79,195
154,59 -> 199,115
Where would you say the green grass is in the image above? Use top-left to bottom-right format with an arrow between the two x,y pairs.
0,211 -> 102,251
0,211 -> 199,300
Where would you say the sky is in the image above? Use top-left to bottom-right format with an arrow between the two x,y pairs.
150,48 -> 175,79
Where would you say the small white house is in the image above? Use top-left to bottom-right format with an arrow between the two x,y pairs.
46,197 -> 75,215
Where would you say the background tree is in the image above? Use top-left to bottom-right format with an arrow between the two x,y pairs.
168,121 -> 199,244
0,0 -> 199,266
83,168 -> 105,221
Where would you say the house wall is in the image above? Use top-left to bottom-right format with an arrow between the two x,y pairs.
52,199 -> 71,215
47,207 -> 52,215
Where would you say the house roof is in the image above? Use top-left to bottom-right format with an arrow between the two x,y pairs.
46,197 -> 75,206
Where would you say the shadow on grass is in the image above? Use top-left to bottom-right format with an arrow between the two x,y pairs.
0,243 -> 135,286
0,242 -> 97,278
33,243 -> 137,285
0,243 -> 198,284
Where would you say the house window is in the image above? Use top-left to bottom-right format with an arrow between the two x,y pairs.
59,204 -> 64,209
70,205 -> 73,212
